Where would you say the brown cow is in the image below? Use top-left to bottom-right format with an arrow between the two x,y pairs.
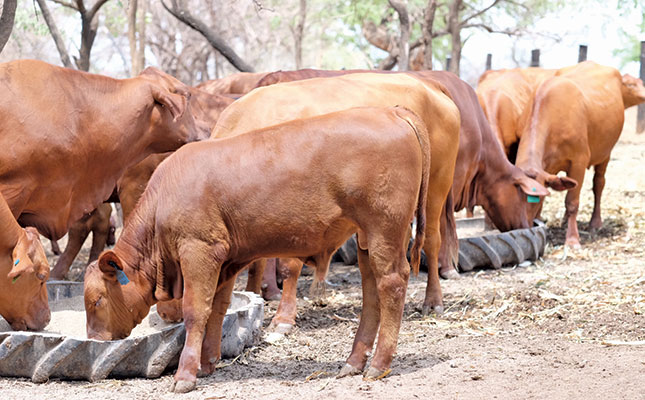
1,59 -> 208,328
49,203 -> 114,280
85,106 -> 430,392
196,72 -> 269,96
0,193 -> 50,330
239,69 -> 548,330
476,67 -> 555,161
516,61 -> 645,247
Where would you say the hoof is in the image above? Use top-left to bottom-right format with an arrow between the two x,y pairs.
197,363 -> 216,378
262,290 -> 282,301
337,363 -> 363,378
363,367 -> 391,381
565,240 -> 581,250
422,303 -> 444,316
270,322 -> 294,334
170,379 -> 196,393
440,268 -> 460,280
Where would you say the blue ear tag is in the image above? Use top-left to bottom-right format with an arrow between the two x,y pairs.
527,195 -> 540,203
108,261 -> 130,285
11,259 -> 20,284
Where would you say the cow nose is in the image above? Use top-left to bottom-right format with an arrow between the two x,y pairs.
10,319 -> 28,331
26,308 -> 51,331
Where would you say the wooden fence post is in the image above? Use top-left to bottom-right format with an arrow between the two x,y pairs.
530,49 -> 540,67
485,53 -> 492,70
637,41 -> 645,134
578,45 -> 588,62
446,56 -> 451,71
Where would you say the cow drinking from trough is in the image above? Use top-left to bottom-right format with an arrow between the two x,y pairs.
84,107 -> 431,392
516,61 -> 645,247
0,59 -> 208,329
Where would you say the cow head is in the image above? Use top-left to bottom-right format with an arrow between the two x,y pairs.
2,227 -> 50,331
621,74 -> 645,108
521,167 -> 578,220
84,251 -> 146,340
480,171 -> 550,231
138,68 -> 211,152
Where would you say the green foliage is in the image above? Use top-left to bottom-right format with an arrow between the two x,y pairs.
13,5 -> 50,37
614,0 -> 645,67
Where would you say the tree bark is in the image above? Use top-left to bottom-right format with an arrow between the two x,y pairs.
0,0 -> 17,54
36,0 -> 74,68
422,0 -> 438,70
447,0 -> 463,75
388,0 -> 410,71
162,0 -> 255,72
292,0 -> 306,69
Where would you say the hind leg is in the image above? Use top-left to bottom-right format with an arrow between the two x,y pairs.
422,192 -> 447,315
589,158 -> 609,231
365,234 -> 409,378
50,221 -> 90,280
563,164 -> 586,248
339,243 -> 380,377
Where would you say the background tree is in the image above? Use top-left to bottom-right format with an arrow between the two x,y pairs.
127,0 -> 146,76
0,0 -> 17,54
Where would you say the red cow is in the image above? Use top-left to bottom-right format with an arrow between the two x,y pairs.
1,59 -> 208,328
1,193 -> 50,330
196,72 -> 269,96
213,73 -> 460,315
516,61 -> 645,247
85,106 -> 430,392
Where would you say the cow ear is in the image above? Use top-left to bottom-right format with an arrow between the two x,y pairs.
150,85 -> 186,121
545,174 -> 577,191
98,250 -> 121,282
514,174 -> 550,197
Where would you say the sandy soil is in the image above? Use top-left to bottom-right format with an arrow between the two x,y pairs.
0,110 -> 643,399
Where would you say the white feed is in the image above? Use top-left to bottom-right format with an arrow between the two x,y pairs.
0,296 -> 176,339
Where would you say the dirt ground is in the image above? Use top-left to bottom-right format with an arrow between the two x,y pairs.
0,110 -> 643,399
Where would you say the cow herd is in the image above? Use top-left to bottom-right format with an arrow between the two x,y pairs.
1,59 -> 643,393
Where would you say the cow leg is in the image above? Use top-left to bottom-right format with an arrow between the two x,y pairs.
49,223 -> 90,280
245,259 -> 265,295
269,258 -> 303,333
50,240 -> 61,256
438,203 -> 459,280
422,193 -> 450,315
563,165 -> 586,248
589,158 -> 609,232
172,241 -> 222,394
262,258 -> 283,301
365,236 -> 409,379
199,275 -> 236,376
339,246 -> 379,377
87,221 -> 110,264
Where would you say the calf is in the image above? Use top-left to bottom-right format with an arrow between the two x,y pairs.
516,61 -> 645,247
85,107 -> 430,392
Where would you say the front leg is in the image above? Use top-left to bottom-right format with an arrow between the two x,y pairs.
172,240 -> 224,393
563,164 -> 587,248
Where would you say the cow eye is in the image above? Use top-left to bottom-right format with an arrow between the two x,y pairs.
95,297 -> 103,308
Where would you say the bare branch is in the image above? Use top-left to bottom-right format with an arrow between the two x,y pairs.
161,0 -> 255,72
75,0 -> 85,14
460,0 -> 502,26
87,0 -> 110,21
0,0 -> 17,54
388,0 -> 410,70
35,0 -> 74,68
422,0 -> 438,69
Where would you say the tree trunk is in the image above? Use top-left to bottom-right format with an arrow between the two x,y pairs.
0,0 -> 17,54
128,0 -> 147,76
36,0 -> 74,68
447,0 -> 462,76
162,0 -> 255,72
422,0 -> 438,70
388,0 -> 409,71
76,12 -> 100,71
292,0 -> 306,69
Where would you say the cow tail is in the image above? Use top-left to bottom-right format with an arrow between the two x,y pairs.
394,107 -> 430,277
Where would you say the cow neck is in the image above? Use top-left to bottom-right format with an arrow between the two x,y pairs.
474,117 -> 516,207
0,194 -> 22,251
113,206 -> 158,311
514,105 -> 548,175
